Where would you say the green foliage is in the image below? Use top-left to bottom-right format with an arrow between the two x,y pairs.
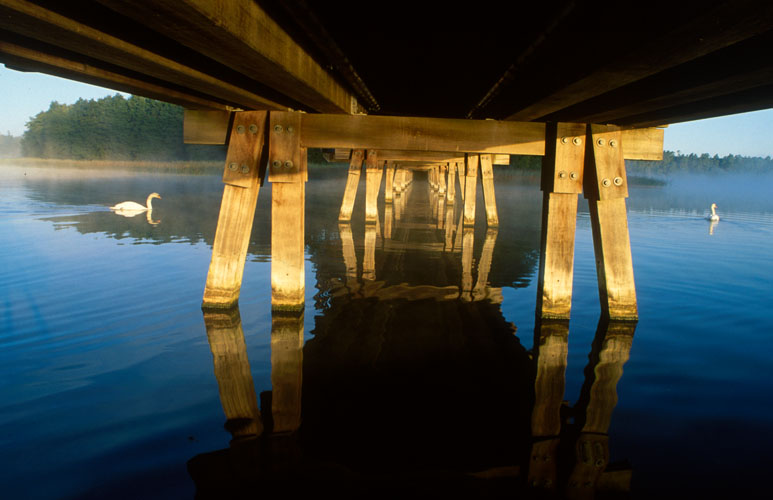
21,95 -> 225,161
627,150 -> 773,176
0,132 -> 21,158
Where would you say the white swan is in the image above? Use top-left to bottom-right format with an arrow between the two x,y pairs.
706,203 -> 719,222
111,193 -> 161,212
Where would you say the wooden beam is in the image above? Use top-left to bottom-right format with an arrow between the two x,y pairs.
479,154 -> 499,227
373,150 -> 465,162
96,0 -> 357,113
202,111 -> 267,308
463,155 -> 478,226
0,0 -> 286,110
0,41 -> 230,111
364,150 -> 382,223
184,110 -> 232,145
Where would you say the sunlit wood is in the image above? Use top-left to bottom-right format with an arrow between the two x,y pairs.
183,110 -> 232,145
338,149 -> 364,221
479,154 -> 499,227
365,150 -> 382,223
463,155 -> 478,226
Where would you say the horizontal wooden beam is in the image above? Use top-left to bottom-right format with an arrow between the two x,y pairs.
184,110 -> 233,144
0,0 -> 286,110
376,150 -> 465,162
95,0 -> 358,114
0,41 -> 232,111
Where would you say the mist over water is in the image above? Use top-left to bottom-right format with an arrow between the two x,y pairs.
1,161 -> 772,498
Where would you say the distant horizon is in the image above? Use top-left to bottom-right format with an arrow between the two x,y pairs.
2,65 -> 773,157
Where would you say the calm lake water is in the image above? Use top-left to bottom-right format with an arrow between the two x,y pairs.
1,161 -> 772,498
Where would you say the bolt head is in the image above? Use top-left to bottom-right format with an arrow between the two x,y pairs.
228,162 -> 238,171
284,160 -> 294,169
272,160 -> 282,168
614,176 -> 623,186
570,171 -> 579,180
558,170 -> 567,179
273,124 -> 283,133
240,164 -> 249,174
609,139 -> 617,148
573,137 -> 582,146
597,138 -> 606,147
286,125 -> 295,134
602,178 -> 611,187
236,125 -> 245,134
249,124 -> 258,134
561,137 -> 569,144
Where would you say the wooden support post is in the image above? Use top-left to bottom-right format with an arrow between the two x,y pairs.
338,223 -> 358,287
472,228 -> 498,301
365,150 -> 382,223
384,162 -> 395,203
457,161 -> 466,200
479,154 -> 499,227
463,154 -> 478,226
269,112 -> 306,312
270,311 -> 304,434
203,307 -> 263,440
585,124 -> 638,320
363,223 -> 377,281
567,318 -> 636,496
338,149 -> 364,221
536,123 -> 585,319
203,111 -> 267,309
446,162 -> 456,205
527,319 -> 569,492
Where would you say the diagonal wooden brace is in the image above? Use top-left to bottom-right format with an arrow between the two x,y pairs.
338,149 -> 364,221
585,124 -> 638,320
203,110 -> 268,308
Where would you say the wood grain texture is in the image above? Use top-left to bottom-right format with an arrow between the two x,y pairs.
365,150 -> 382,223
271,180 -> 305,311
536,193 -> 578,319
585,125 -> 628,201
531,320 -> 569,436
479,154 -> 499,227
268,112 -> 304,183
202,112 -> 267,308
222,111 -> 267,188
446,162 -> 457,205
541,123 -> 586,195
588,198 -> 638,320
338,149 -> 364,221
384,163 -> 395,203
463,155 -> 478,226
184,110 -> 232,145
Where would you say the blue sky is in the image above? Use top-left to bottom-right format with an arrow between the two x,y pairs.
2,65 -> 772,157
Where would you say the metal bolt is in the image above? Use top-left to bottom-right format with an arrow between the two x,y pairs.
602,178 -> 612,187
609,139 -> 617,148
236,125 -> 245,134
570,171 -> 579,180
286,125 -> 295,134
284,160 -> 294,169
573,137 -> 582,146
558,170 -> 567,179
596,138 -> 605,147
240,164 -> 249,174
614,176 -> 623,186
273,124 -> 283,133
228,162 -> 238,171
249,124 -> 258,134
561,137 -> 569,144
272,160 -> 282,168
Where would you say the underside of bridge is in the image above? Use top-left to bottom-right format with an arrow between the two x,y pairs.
1,0 -> 771,320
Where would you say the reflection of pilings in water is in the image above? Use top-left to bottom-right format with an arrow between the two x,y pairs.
363,223 -> 377,281
460,226 -> 475,301
444,203 -> 455,252
566,318 -> 635,497
384,203 -> 393,240
203,307 -> 263,442
271,312 -> 304,434
528,319 -> 569,492
472,228 -> 498,301
453,206 -> 464,253
338,223 -> 358,287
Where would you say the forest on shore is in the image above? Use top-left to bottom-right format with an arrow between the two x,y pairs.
4,93 -> 772,174
17,94 -> 223,161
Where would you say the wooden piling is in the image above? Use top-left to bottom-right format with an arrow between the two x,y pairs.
463,154 -> 478,226
365,150 -> 382,223
446,162 -> 456,205
585,124 -> 638,320
269,112 -> 306,312
479,154 -> 499,227
338,149 -> 364,221
203,111 -> 267,309
536,122 -> 585,319
384,162 -> 395,203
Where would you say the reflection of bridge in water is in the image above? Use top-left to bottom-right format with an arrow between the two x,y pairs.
193,176 -> 636,498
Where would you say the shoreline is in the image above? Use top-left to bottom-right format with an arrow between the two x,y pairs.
0,157 -> 224,174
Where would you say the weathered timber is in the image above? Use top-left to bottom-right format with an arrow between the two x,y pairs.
95,0 -> 357,113
384,163 -> 395,203
536,123 -> 585,319
203,307 -> 263,440
0,0 -> 285,110
184,110 -> 233,145
338,149 -> 364,221
364,150 -> 382,223
463,155 -> 478,226
479,154 -> 499,227
203,111 -> 267,308
585,125 -> 637,320
446,162 -> 457,205
270,312 -> 304,433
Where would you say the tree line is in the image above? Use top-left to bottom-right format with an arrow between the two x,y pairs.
0,132 -> 21,158
20,95 -> 224,161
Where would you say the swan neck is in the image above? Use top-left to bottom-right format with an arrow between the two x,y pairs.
711,205 -> 716,216
146,195 -> 153,210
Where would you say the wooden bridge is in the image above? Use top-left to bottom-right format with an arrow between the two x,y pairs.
2,0 -> 772,320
